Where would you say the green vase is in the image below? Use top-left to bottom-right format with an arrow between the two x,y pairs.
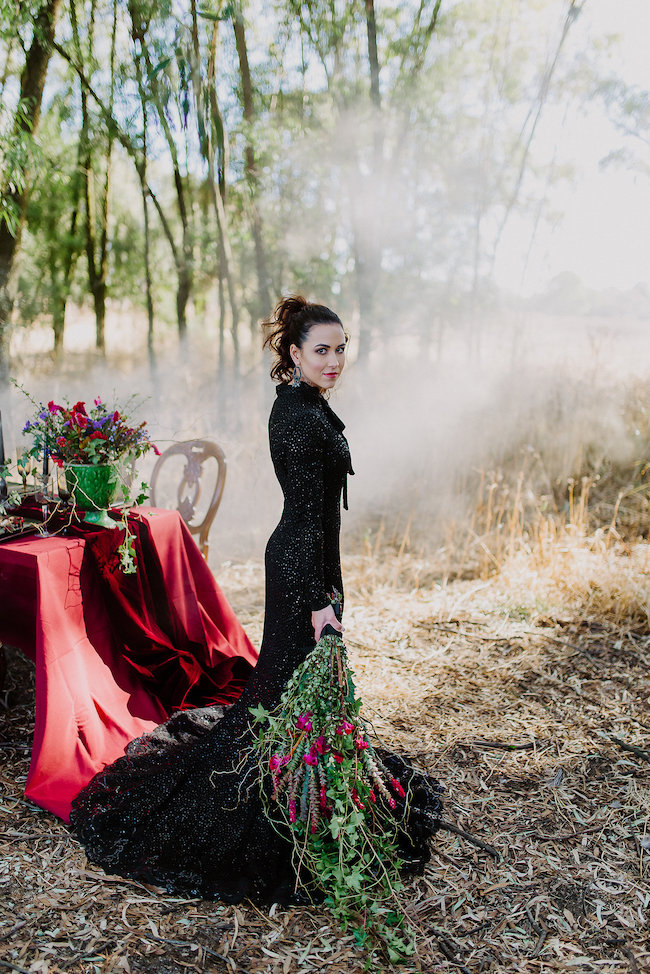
65,463 -> 118,529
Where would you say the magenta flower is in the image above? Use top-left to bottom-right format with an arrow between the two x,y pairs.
314,735 -> 329,755
319,785 -> 328,809
355,736 -> 369,750
288,799 -> 297,824
269,754 -> 288,772
296,712 -> 313,732
335,720 -> 355,736
303,752 -> 318,766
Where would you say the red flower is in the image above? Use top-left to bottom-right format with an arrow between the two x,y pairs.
389,777 -> 406,798
89,431 -> 107,441
352,788 -> 365,810
71,401 -> 87,415
56,436 -> 67,449
152,444 -> 161,456
47,400 -> 63,413
332,752 -> 344,764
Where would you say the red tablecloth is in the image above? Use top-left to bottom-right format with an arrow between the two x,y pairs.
0,508 -> 257,821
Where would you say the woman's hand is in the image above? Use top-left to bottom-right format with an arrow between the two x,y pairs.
311,604 -> 344,642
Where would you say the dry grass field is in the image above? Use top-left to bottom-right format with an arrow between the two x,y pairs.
1,506 -> 649,974
1,320 -> 649,972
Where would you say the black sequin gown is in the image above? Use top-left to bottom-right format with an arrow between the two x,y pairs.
70,382 -> 442,903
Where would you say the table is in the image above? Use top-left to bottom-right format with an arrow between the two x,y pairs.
0,508 -> 258,821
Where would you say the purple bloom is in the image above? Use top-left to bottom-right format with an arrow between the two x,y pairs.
296,712 -> 313,732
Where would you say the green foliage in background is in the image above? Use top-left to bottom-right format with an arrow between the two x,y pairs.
0,0 -> 642,371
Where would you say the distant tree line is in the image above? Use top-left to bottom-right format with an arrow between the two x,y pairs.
0,0 -> 633,381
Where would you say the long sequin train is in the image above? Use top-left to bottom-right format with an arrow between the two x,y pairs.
70,382 -> 443,903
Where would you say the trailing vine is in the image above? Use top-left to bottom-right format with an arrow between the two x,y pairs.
249,623 -> 419,964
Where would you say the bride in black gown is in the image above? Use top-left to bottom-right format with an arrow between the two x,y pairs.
70,295 -> 442,917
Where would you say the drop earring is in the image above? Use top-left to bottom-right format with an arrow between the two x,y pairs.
291,364 -> 302,388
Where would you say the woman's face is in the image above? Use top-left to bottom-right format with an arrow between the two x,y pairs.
290,322 -> 347,392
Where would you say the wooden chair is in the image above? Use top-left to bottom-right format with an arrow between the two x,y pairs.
150,439 -> 227,561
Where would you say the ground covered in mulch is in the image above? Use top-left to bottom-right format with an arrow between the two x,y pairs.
1,541 -> 649,974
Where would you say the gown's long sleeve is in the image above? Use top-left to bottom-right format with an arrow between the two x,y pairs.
270,408 -> 330,611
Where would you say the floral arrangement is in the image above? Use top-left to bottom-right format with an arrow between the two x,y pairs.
249,614 -> 419,963
21,395 -> 159,467
14,385 -> 160,572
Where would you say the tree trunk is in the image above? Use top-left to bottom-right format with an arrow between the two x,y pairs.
365,0 -> 381,110
135,27 -> 194,341
190,2 -> 240,366
52,292 -> 66,355
233,6 -> 270,324
351,0 -> 384,364
71,0 -> 116,356
139,162 -> 155,368
0,0 -> 63,384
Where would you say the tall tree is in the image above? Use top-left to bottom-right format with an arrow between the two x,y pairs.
189,0 -> 241,366
232,0 -> 271,325
70,0 -> 118,354
128,0 -> 195,340
0,0 -> 62,383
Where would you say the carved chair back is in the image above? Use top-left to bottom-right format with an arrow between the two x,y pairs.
150,439 -> 226,560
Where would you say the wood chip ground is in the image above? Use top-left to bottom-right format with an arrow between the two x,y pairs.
1,540 -> 648,973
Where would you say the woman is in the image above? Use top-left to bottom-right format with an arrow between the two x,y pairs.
70,296 -> 442,908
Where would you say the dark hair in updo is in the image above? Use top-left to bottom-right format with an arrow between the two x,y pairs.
261,295 -> 344,383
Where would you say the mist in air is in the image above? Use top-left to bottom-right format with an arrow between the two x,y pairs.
2,0 -> 649,566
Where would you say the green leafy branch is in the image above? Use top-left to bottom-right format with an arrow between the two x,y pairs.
250,631 -> 418,964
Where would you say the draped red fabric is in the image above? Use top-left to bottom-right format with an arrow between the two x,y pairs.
0,508 -> 258,822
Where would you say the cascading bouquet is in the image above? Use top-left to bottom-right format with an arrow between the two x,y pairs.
249,615 -> 424,963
